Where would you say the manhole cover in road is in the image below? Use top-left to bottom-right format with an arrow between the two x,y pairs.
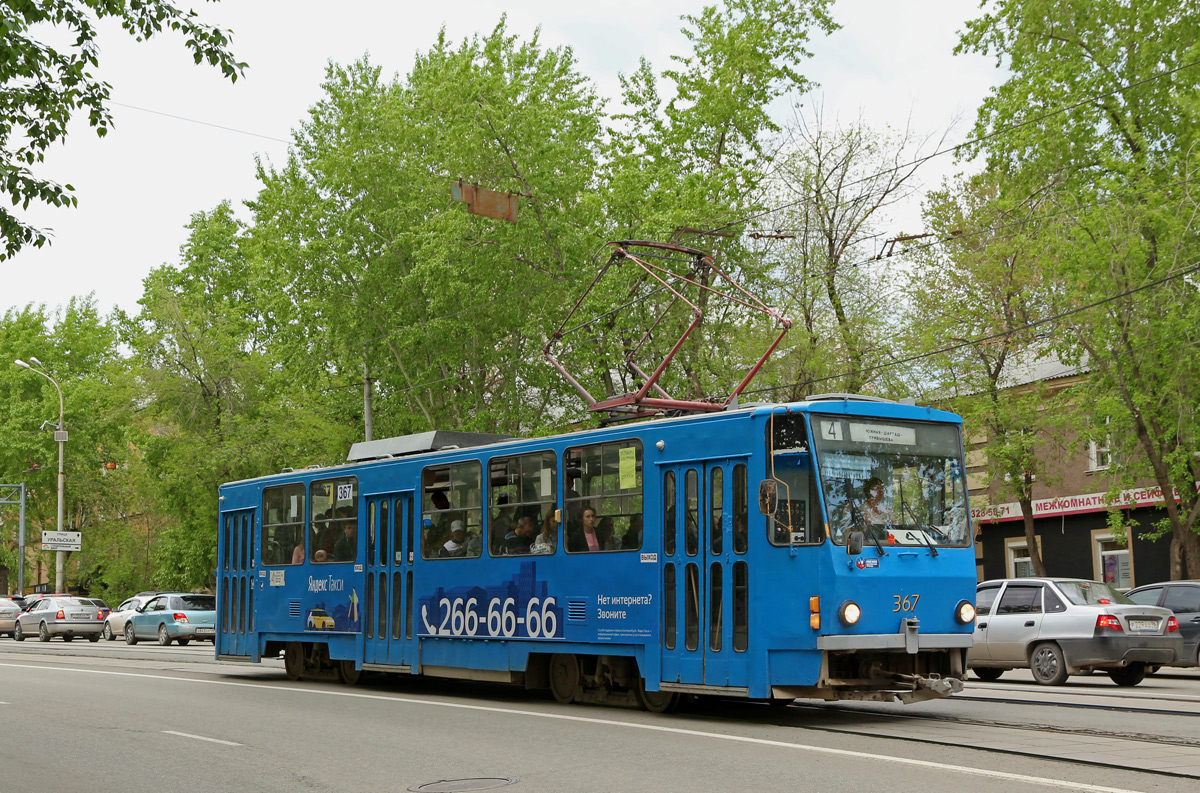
409,778 -> 518,792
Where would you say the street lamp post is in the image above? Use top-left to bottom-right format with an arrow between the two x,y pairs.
14,357 -> 67,593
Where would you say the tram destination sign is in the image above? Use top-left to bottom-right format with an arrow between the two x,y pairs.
41,530 -> 82,551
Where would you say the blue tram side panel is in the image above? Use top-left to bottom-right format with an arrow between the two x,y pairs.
216,397 -> 977,706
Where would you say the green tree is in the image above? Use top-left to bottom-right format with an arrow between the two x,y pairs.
592,0 -> 838,407
125,204 -> 349,588
959,0 -> 1200,577
904,173 -> 1060,575
0,0 -> 246,259
0,298 -> 135,594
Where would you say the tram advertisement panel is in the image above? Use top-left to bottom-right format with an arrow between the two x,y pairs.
416,560 -> 653,641
297,572 -> 361,633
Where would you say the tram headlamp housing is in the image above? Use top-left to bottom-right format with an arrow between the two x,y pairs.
838,600 -> 861,626
955,600 -> 976,624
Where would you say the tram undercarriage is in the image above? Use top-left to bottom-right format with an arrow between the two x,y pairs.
771,647 -> 967,704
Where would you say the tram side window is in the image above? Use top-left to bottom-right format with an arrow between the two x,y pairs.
310,477 -> 358,563
262,483 -> 306,566
489,451 -> 557,556
767,414 -> 821,545
422,461 -> 482,560
564,439 -> 643,553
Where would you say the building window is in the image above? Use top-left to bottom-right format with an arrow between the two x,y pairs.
1092,530 -> 1131,589
1088,417 -> 1112,471
1005,537 -> 1038,578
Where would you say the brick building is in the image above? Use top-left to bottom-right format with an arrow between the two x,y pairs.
964,357 -> 1185,588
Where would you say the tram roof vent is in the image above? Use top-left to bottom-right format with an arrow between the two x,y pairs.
347,431 -> 513,463
804,393 -> 897,404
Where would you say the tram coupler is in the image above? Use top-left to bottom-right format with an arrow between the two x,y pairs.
893,672 -> 964,704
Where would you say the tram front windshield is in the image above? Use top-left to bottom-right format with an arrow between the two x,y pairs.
812,415 -> 970,548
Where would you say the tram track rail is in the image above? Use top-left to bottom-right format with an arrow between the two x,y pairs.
789,701 -> 1200,748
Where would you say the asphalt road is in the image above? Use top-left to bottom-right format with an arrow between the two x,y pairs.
1,640 -> 1197,793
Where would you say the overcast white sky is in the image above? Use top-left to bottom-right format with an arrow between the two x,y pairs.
2,0 -> 998,318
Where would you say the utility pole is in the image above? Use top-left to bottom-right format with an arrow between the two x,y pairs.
15,358 -> 67,593
0,483 -> 26,594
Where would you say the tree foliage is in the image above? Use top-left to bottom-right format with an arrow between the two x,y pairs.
959,0 -> 1200,577
0,0 -> 246,259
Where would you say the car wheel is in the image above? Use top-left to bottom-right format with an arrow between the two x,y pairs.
1030,642 -> 1068,685
177,638 -> 190,647
124,622 -> 138,645
14,622 -> 25,641
102,622 -> 114,641
972,667 -> 1004,682
1107,662 -> 1147,687
88,634 -> 100,642
158,624 -> 172,646
38,622 -> 51,642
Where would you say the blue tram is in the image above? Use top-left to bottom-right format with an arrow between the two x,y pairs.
216,395 -> 976,709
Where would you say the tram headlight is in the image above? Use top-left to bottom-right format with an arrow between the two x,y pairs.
955,600 -> 976,624
838,600 -> 861,626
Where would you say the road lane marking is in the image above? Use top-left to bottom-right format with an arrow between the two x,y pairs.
163,730 -> 241,746
0,661 -> 1149,793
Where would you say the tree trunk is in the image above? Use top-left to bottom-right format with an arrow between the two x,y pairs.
1018,497 -> 1047,576
1171,528 -> 1200,580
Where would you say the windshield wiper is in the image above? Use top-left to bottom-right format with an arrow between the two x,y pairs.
844,478 -> 886,556
899,499 -> 938,557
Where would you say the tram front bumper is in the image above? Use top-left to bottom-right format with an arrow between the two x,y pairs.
816,632 -> 974,652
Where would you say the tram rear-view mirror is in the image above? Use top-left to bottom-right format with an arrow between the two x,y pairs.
846,530 -> 865,556
757,480 -> 778,516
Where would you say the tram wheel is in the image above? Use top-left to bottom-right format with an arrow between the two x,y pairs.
283,642 -> 305,680
548,653 -> 580,704
337,659 -> 363,686
972,667 -> 1004,682
635,679 -> 680,713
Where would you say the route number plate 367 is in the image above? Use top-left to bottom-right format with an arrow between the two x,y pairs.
1127,619 -> 1157,632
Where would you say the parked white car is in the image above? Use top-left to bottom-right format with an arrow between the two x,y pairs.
103,592 -> 179,641
969,578 -> 1183,686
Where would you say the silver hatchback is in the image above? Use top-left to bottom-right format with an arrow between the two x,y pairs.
969,578 -> 1182,686
13,596 -> 103,642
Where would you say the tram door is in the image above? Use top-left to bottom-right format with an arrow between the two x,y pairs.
662,460 -> 751,690
364,491 -> 416,668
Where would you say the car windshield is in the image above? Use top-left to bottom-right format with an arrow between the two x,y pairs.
810,414 -> 971,548
179,595 -> 215,610
1055,580 -> 1134,606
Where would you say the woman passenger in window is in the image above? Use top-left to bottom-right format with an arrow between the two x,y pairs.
531,512 -> 557,555
568,508 -> 614,552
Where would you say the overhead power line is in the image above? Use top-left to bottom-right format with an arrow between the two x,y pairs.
111,101 -> 291,144
740,259 -> 1200,399
702,58 -> 1200,237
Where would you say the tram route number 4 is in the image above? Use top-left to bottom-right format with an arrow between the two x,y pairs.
421,596 -> 559,639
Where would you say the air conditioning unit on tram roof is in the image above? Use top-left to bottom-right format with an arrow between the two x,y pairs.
346,430 -> 514,463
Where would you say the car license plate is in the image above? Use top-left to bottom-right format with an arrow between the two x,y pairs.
70,612 -> 89,619
196,627 -> 214,635
1128,619 -> 1157,632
